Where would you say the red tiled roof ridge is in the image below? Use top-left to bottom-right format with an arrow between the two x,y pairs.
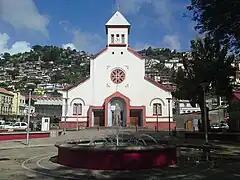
127,46 -> 143,59
64,77 -> 90,91
92,47 -> 108,59
0,88 -> 14,96
91,45 -> 144,60
144,76 -> 173,92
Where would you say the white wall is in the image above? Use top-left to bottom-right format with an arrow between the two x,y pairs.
62,45 -> 173,123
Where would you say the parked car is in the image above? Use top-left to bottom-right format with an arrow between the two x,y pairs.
211,122 -> 229,132
219,122 -> 229,130
211,123 -> 220,130
0,122 -> 14,129
12,122 -> 28,130
0,120 -> 5,125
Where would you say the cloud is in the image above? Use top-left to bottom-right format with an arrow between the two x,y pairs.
59,21 -> 105,53
72,30 -> 105,53
0,0 -> 49,35
134,35 -> 181,51
163,35 -> 181,50
115,0 -> 151,14
0,32 -> 31,54
116,0 -> 177,30
62,43 -> 77,50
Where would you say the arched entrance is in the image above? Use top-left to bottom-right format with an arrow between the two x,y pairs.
109,98 -> 127,127
104,92 -> 130,127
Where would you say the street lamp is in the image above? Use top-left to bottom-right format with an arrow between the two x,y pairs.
25,82 -> 35,145
26,89 -> 32,145
200,82 -> 209,144
156,104 -> 159,131
166,98 -> 171,135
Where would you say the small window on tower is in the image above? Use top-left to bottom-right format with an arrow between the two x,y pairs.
116,34 -> 119,37
121,34 -> 125,44
111,34 -> 114,43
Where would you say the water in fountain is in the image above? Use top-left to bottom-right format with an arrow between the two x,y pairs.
86,103 -> 159,147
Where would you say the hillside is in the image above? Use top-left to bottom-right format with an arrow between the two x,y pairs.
0,45 -> 184,94
0,45 -> 90,93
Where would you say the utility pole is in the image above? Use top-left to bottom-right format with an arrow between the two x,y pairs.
166,98 -> 171,135
26,89 -> 32,145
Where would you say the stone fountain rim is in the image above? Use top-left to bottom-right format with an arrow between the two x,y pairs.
55,139 -> 175,152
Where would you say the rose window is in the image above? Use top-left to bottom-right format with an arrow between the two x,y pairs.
110,69 -> 125,84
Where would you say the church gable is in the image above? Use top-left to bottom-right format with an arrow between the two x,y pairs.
64,77 -> 90,91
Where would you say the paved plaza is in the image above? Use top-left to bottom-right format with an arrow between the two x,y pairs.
0,129 -> 240,179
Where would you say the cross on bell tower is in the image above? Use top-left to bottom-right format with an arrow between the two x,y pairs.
116,3 -> 120,11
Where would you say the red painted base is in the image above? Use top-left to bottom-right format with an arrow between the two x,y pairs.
59,121 -> 87,130
56,145 -> 177,170
58,121 -> 176,131
0,129 -> 27,133
0,132 -> 50,141
146,122 -> 176,130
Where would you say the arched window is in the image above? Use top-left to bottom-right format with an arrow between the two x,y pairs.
153,103 -> 162,115
73,103 -> 82,115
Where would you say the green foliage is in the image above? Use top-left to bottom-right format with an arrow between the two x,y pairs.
0,45 -> 90,92
139,47 -> 183,63
139,47 -> 182,82
173,36 -> 235,106
173,36 -> 235,130
188,0 -> 240,54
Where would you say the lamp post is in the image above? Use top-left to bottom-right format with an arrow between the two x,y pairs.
16,91 -> 19,120
63,98 -> 67,135
200,82 -> 209,144
76,104 -> 79,131
166,98 -> 171,135
26,89 -> 32,145
156,105 -> 159,131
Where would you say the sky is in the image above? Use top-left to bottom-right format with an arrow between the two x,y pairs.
0,0 -> 197,55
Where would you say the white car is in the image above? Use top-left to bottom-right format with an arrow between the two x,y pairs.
0,122 -> 14,129
12,122 -> 28,130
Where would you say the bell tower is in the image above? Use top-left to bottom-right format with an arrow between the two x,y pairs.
105,11 -> 131,47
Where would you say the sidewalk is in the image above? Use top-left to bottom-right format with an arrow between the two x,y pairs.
0,129 -> 240,152
0,129 -> 112,150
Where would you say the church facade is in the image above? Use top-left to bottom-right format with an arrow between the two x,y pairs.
60,11 -> 175,130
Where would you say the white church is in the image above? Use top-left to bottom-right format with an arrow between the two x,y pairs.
60,11 -> 174,130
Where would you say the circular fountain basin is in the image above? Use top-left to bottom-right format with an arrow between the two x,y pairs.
55,139 -> 177,170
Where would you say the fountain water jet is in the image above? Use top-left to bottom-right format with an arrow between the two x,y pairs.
55,103 -> 177,170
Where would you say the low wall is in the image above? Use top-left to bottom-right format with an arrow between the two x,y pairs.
184,132 -> 240,142
0,129 -> 26,133
58,121 -> 176,131
0,131 -> 50,141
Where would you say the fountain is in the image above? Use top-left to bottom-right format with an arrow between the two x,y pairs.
55,104 -> 177,170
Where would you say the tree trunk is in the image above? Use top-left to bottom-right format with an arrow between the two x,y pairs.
198,96 -> 210,132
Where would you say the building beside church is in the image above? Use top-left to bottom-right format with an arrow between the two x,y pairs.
60,11 -> 174,130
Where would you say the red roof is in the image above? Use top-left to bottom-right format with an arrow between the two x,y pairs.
25,95 -> 62,100
233,91 -> 240,101
127,46 -> 144,59
91,45 -> 144,60
0,88 -> 13,96
64,77 -> 90,91
92,47 -> 108,59
144,77 -> 172,92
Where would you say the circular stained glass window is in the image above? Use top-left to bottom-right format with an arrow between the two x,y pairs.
110,69 -> 126,84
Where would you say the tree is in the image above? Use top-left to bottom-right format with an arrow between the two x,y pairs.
172,36 -> 235,131
188,0 -> 240,54
2,52 -> 11,61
